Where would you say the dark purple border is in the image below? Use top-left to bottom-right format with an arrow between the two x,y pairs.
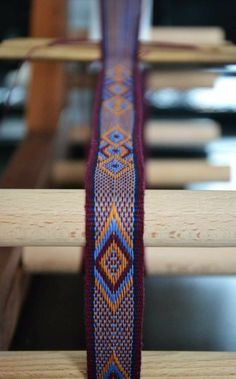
131,65 -> 145,377
85,1 -> 105,376
85,64 -> 104,379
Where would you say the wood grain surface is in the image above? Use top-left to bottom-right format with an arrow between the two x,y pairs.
0,350 -> 236,378
0,190 -> 236,247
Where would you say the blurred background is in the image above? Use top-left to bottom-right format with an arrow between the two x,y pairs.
1,0 -> 236,353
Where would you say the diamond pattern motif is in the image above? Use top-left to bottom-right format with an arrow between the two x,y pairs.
97,233 -> 132,291
102,126 -> 130,147
87,53 -> 144,378
104,96 -> 131,115
99,155 -> 130,179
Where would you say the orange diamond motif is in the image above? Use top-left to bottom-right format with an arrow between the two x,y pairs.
102,126 -> 130,146
98,155 -> 132,179
108,83 -> 128,95
104,96 -> 131,115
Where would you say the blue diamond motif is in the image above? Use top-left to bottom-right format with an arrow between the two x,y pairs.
107,146 -> 123,155
109,130 -> 125,143
105,100 -> 117,110
109,84 -> 126,94
105,158 -> 126,174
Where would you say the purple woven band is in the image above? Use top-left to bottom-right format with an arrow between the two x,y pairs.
85,1 -> 144,377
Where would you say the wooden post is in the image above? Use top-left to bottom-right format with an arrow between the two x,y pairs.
26,0 -> 66,132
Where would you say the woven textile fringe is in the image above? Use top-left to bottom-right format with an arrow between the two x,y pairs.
85,0 -> 145,377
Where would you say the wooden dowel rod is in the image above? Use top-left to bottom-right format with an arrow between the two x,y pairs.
146,247 -> 236,275
2,27 -> 225,47
1,350 -> 236,378
147,160 -> 230,186
69,120 -> 221,147
66,71 -> 219,90
52,160 -> 230,187
1,38 -> 54,47
151,27 -> 225,46
23,247 -> 83,274
1,38 -> 236,64
148,71 -> 219,90
0,189 -> 236,247
66,26 -> 226,45
146,120 -> 221,146
22,246 -> 236,275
